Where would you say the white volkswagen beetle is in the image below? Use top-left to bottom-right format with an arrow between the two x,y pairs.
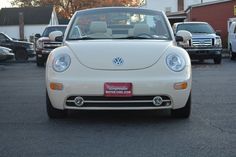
46,7 -> 192,118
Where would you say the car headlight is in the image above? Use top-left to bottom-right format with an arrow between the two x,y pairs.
215,37 -> 222,47
36,40 -> 43,49
52,53 -> 71,72
166,53 -> 186,72
28,44 -> 34,50
2,49 -> 9,55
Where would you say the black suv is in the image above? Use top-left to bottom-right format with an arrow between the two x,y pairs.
35,25 -> 67,66
0,32 -> 35,61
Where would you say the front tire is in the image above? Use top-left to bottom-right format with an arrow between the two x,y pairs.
232,53 -> 236,60
213,55 -> 222,64
229,45 -> 236,60
46,91 -> 67,118
171,93 -> 191,118
36,56 -> 44,67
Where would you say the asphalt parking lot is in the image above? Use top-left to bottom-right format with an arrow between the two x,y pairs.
0,59 -> 236,157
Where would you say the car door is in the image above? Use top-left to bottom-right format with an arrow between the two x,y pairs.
230,23 -> 236,52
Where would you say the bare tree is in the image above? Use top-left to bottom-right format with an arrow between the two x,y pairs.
11,0 -> 141,18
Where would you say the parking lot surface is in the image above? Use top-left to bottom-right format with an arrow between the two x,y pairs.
0,59 -> 236,157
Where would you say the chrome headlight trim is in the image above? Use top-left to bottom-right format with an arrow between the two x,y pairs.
166,53 -> 186,72
52,53 -> 71,72
36,40 -> 43,49
215,37 -> 222,47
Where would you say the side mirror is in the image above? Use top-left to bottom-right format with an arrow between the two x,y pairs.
175,36 -> 184,42
216,30 -> 221,36
55,36 -> 63,42
49,31 -> 63,41
176,30 -> 192,42
35,33 -> 41,38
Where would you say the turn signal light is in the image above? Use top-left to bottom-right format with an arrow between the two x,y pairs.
174,82 -> 187,90
50,82 -> 63,90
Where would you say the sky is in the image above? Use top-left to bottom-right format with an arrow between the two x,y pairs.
0,0 -> 12,9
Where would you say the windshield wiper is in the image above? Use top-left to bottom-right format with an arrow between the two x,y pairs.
192,32 -> 209,34
68,37 -> 96,40
68,36 -> 157,40
114,36 -> 154,39
69,37 -> 115,40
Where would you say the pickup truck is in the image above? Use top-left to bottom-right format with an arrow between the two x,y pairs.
0,32 -> 35,61
35,25 -> 67,66
228,21 -> 236,60
173,22 -> 222,64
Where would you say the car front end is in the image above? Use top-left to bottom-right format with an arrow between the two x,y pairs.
36,37 -> 62,62
185,34 -> 222,60
0,46 -> 14,61
36,26 -> 67,66
46,7 -> 192,118
46,40 -> 191,111
174,22 -> 222,64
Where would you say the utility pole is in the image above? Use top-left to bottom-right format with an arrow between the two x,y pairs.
19,12 -> 24,41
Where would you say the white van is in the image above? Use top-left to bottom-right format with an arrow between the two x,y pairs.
228,21 -> 236,60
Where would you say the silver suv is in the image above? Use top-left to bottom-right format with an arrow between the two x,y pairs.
173,22 -> 222,64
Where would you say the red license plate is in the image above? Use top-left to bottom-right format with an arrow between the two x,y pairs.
104,82 -> 132,97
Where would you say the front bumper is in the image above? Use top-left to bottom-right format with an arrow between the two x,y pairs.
185,47 -> 222,59
0,53 -> 14,61
46,70 -> 191,110
36,49 -> 52,60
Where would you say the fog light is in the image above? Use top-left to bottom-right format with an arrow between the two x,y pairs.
153,96 -> 163,106
74,96 -> 84,107
50,82 -> 63,90
174,82 -> 187,90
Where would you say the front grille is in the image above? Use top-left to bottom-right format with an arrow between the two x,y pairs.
43,42 -> 62,49
66,96 -> 172,108
192,38 -> 213,47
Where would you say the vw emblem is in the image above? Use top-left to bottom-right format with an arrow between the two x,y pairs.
112,57 -> 124,66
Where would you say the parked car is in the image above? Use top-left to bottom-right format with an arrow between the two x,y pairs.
45,7 -> 192,119
173,22 -> 222,64
228,21 -> 236,60
35,25 -> 67,66
0,32 -> 35,61
0,46 -> 14,61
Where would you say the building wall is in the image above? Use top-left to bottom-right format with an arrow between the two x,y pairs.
187,0 -> 236,47
141,0 -> 178,12
0,24 -> 47,41
141,0 -> 219,12
184,0 -> 216,10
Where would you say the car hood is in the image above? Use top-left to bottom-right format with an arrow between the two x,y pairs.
12,39 -> 33,45
0,46 -> 12,52
65,40 -> 172,70
38,37 -> 50,42
191,33 -> 217,39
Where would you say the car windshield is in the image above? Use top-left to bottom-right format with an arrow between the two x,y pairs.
67,8 -> 171,40
176,23 -> 215,34
42,26 -> 67,37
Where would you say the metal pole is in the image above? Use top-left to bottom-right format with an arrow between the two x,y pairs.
19,12 -> 24,41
